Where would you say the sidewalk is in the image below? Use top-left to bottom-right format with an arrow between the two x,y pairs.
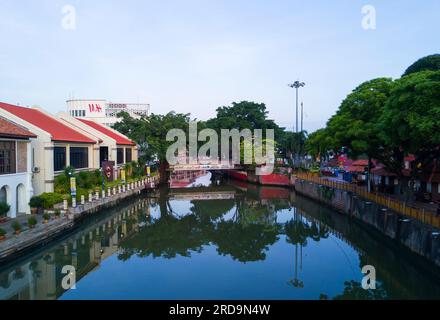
321,175 -> 437,215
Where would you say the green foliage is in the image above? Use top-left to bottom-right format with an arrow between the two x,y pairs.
114,111 -> 192,163
38,193 -> 64,209
403,54 -> 440,76
319,186 -> 335,201
0,228 -> 5,237
28,216 -> 37,227
379,71 -> 440,173
43,213 -> 51,221
0,202 -> 10,216
11,221 -> 21,232
305,128 -> 333,159
54,209 -> 61,217
326,78 -> 394,160
29,196 -> 44,209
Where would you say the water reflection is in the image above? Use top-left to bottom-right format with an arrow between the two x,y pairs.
1,173 -> 440,300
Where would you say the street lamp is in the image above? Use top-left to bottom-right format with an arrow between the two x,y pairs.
288,81 -> 305,134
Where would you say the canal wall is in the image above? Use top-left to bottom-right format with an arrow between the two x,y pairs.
0,178 -> 159,264
294,178 -> 440,267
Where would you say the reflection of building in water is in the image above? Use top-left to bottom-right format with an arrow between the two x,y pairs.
169,170 -> 207,188
0,199 -> 149,300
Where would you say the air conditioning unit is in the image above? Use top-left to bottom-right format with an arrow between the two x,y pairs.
32,167 -> 40,173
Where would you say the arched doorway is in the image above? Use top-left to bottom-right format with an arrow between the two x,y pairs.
16,184 -> 26,216
0,185 -> 11,217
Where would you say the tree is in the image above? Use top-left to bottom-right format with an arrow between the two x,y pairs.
113,111 -> 192,183
326,78 -> 394,191
403,54 -> 440,76
379,70 -> 440,194
305,128 -> 333,161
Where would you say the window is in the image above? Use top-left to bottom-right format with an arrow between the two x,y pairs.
0,141 -> 16,175
54,147 -> 66,172
117,148 -> 124,164
70,147 -> 88,169
125,148 -> 132,163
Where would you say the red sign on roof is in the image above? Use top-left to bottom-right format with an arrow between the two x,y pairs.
0,102 -> 96,144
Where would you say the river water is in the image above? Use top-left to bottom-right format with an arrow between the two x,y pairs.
1,172 -> 440,300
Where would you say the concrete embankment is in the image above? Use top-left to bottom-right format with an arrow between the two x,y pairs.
0,179 -> 158,264
294,178 -> 440,267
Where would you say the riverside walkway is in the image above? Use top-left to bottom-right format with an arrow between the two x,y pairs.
296,172 -> 440,229
0,176 -> 160,263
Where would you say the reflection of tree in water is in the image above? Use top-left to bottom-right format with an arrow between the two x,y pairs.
120,214 -> 207,259
323,280 -> 387,300
118,196 -> 281,263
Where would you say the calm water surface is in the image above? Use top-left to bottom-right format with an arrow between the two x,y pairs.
1,172 -> 440,300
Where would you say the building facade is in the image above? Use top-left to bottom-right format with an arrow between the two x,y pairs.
0,117 -> 36,217
0,103 -> 97,195
58,113 -> 138,179
66,99 -> 150,127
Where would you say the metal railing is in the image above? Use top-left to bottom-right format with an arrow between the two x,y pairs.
295,172 -> 440,229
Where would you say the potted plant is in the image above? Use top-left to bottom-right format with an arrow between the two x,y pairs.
0,202 -> 10,222
28,216 -> 37,229
42,213 -> 51,224
29,196 -> 43,214
11,221 -> 21,235
0,228 -> 6,241
54,209 -> 61,219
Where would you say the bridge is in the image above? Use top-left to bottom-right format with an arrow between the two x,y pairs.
169,163 -> 242,171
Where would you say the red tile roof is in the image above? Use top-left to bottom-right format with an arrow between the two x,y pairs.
0,117 -> 37,139
0,102 -> 95,143
77,118 -> 135,146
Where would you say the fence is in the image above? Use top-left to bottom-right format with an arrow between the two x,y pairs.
296,172 -> 440,229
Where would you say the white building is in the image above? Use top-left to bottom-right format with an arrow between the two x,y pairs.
0,116 -> 36,217
0,102 -> 97,196
66,99 -> 150,127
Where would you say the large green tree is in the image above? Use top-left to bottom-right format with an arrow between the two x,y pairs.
326,78 -> 394,191
379,70 -> 440,185
113,111 -> 192,182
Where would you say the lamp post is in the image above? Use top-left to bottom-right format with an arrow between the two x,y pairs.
288,81 -> 305,166
288,80 -> 305,134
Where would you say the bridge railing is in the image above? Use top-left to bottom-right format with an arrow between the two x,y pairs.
295,172 -> 440,229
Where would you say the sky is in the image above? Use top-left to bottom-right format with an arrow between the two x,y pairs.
0,0 -> 439,132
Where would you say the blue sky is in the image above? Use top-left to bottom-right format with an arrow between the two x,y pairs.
0,0 -> 438,132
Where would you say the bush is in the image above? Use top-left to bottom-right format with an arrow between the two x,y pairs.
39,193 -> 64,209
11,221 -> 21,232
54,174 -> 69,194
54,209 -> 61,217
28,216 -> 37,228
0,228 -> 5,237
43,213 -> 50,221
0,202 -> 10,217
29,196 -> 44,209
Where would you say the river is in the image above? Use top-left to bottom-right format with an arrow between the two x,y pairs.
1,172 -> 440,300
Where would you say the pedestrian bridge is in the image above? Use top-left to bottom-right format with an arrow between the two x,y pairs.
169,163 -> 242,171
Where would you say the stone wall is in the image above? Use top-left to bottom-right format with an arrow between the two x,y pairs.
295,178 -> 440,267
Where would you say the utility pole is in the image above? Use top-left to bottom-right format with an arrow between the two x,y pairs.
301,101 -> 304,133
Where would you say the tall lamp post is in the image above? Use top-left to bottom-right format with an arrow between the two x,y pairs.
288,81 -> 305,134
288,81 -> 305,166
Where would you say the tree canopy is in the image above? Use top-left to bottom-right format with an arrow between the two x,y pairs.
403,54 -> 440,76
